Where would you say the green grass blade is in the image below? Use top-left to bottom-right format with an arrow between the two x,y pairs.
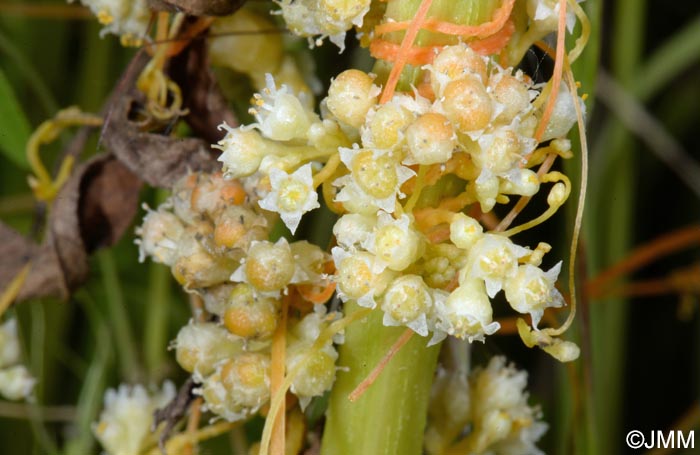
0,67 -> 31,169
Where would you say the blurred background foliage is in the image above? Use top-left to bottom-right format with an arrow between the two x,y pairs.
0,0 -> 698,454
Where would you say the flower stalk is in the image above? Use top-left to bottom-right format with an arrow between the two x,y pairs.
321,301 -> 440,455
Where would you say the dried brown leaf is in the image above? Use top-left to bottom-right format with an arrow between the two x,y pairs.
0,154 -> 142,302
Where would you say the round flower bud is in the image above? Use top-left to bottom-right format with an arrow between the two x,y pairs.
327,70 -> 379,128
372,214 -> 422,271
351,150 -> 399,199
542,339 -> 581,362
500,169 -> 540,197
335,251 -> 375,300
287,347 -> 337,400
223,284 -> 280,340
381,275 -> 432,335
491,73 -> 531,124
201,353 -> 271,421
406,113 -> 456,164
547,182 -> 568,206
190,173 -> 246,217
171,234 -> 236,288
430,44 -> 488,96
366,103 -> 414,149
450,213 -> 484,250
175,322 -> 243,377
214,206 -> 269,251
332,248 -> 393,308
442,76 -> 493,132
244,239 -> 296,292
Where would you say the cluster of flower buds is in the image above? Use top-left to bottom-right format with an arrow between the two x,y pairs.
0,318 -> 36,401
136,171 -> 343,421
427,356 -> 547,455
214,42 -> 582,356
93,382 -> 175,455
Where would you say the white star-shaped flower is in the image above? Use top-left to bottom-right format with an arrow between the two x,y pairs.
258,164 -> 320,234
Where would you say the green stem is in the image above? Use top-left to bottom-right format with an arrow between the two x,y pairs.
144,262 -> 171,379
97,250 -> 141,382
585,2 -> 645,455
321,302 -> 440,455
65,292 -> 112,455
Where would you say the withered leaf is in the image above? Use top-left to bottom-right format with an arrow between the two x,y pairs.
152,377 -> 197,453
101,88 -> 219,188
170,33 -> 238,144
0,154 -> 142,302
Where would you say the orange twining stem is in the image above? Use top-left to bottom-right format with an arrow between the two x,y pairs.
374,0 -> 515,39
369,38 -> 437,67
348,328 -> 414,402
379,0 -> 434,104
585,226 -> 700,298
469,19 -> 515,55
532,0 -> 568,144
370,19 -> 514,66
269,298 -> 289,455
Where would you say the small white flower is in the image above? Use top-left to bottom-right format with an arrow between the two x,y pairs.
363,211 -> 422,272
258,164 -> 320,233
504,262 -> 564,327
93,382 -> 175,455
0,365 -> 36,401
381,275 -> 433,337
332,247 -> 392,308
468,356 -> 547,455
215,124 -> 269,179
435,279 -> 500,343
335,146 -> 415,214
463,234 -> 529,298
250,74 -> 316,141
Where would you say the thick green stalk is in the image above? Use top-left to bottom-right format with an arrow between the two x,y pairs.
321,302 -> 440,455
